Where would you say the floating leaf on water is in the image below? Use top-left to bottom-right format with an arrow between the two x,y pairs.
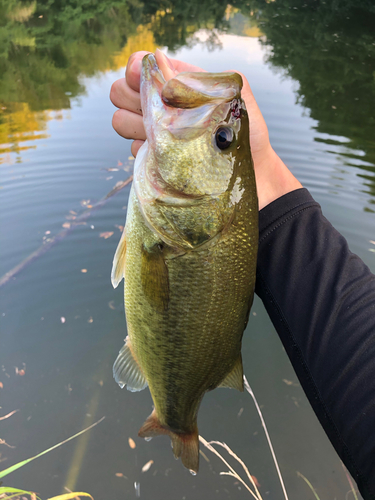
283,378 -> 299,386
115,225 -> 124,232
86,205 -> 93,208
142,460 -> 154,472
108,301 -> 116,310
117,161 -> 123,166
107,168 -> 119,172
99,232 -> 114,239
17,369 -> 25,376
87,317 -> 93,323
81,269 -> 88,273
99,380 -> 103,386
128,438 -> 136,449
251,475 -> 261,488
45,230 -> 51,235
69,210 -> 77,215
80,200 -> 90,207
0,382 -> 3,389
62,222 -> 71,229
0,409 -> 19,421
0,437 -> 16,448
60,317 -> 66,324
116,472 -> 123,477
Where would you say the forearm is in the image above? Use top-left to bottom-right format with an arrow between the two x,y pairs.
255,188 -> 375,499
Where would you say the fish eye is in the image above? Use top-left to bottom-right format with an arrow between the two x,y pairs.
215,127 -> 234,150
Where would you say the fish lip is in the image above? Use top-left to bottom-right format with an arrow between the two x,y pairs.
141,53 -> 165,86
141,53 -> 243,111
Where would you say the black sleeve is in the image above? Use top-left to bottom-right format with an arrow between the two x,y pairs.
255,188 -> 375,500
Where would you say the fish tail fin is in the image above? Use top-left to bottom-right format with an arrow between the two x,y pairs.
171,427 -> 199,473
138,409 -> 199,473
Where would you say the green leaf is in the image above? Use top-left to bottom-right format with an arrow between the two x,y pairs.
0,486 -> 41,499
0,417 -> 105,479
47,493 -> 93,500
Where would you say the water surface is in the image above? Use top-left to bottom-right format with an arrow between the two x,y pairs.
1,1 -> 374,499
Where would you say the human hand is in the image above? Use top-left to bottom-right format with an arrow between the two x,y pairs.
110,50 -> 301,210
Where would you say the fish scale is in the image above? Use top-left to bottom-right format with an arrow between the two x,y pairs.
111,53 -> 258,473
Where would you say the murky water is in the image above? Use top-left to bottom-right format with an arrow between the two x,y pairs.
1,2 -> 374,499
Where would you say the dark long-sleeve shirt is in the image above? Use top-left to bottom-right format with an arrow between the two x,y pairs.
255,188 -> 375,499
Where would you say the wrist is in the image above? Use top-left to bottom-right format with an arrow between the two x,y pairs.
255,147 -> 302,210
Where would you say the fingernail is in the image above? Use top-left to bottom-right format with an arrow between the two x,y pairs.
156,48 -> 175,71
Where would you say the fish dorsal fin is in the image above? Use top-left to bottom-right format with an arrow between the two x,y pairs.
111,229 -> 127,288
141,245 -> 169,312
218,355 -> 244,392
113,337 -> 148,392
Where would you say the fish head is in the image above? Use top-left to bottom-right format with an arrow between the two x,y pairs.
136,53 -> 254,250
140,53 -> 250,197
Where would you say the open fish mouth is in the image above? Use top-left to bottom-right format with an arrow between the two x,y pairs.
141,53 -> 244,140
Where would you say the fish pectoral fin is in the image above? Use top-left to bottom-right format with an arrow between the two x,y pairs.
113,337 -> 148,392
111,229 -> 127,288
139,409 -> 199,473
218,355 -> 244,392
141,245 -> 169,312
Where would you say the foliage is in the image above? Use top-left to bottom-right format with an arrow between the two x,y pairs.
0,417 -> 104,500
236,0 -> 375,197
141,0 -> 230,52
0,0 -> 140,111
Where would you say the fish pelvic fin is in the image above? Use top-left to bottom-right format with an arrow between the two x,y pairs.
113,337 -> 148,392
138,409 -> 199,473
111,229 -> 127,288
218,355 -> 244,392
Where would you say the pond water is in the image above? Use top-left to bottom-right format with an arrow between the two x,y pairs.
1,1 -> 374,499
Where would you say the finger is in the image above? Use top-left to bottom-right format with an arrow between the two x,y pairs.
170,58 -> 204,73
155,49 -> 178,81
126,51 -> 150,92
125,51 -> 205,95
110,78 -> 142,114
226,69 -> 266,130
131,140 -> 145,157
112,109 -> 146,141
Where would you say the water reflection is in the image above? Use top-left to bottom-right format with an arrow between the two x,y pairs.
1,1 -> 374,498
242,0 -> 375,208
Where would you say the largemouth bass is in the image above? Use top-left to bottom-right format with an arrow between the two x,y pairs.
112,53 -> 258,473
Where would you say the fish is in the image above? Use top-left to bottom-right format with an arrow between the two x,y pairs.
111,53 -> 258,474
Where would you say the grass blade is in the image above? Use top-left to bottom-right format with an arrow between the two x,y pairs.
0,417 -> 105,479
47,493 -> 93,500
199,435 -> 262,500
297,471 -> 321,500
243,375 -> 289,500
0,486 -> 41,499
341,462 -> 359,500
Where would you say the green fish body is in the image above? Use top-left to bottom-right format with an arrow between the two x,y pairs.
112,54 -> 258,473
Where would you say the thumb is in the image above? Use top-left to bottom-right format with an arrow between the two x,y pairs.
155,49 -> 178,81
